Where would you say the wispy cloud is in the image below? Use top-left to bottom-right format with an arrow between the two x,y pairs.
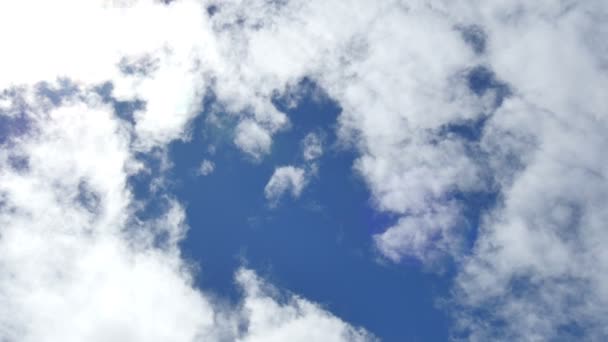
264,166 -> 307,206
198,159 -> 215,176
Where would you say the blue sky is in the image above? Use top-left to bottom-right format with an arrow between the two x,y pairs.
0,1 -> 607,341
168,85 -> 451,341
128,75 -> 500,340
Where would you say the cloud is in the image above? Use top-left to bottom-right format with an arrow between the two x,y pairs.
203,0 -> 487,261
3,0 -> 608,340
374,203 -> 465,264
0,86 -> 218,342
0,79 -> 372,342
199,0 -> 608,339
234,120 -> 273,161
264,166 -> 307,206
301,132 -> 323,161
235,269 -> 375,342
0,1 -> 374,340
0,0 -> 219,151
198,159 -> 215,176
263,133 -> 323,206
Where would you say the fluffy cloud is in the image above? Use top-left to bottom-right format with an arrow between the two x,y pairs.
3,0 -> 608,340
264,166 -> 307,206
0,86 -> 218,342
200,0 -> 608,339
450,3 -> 608,338
0,0 -> 219,151
234,119 -> 273,161
0,82 -> 372,342
236,269 -> 374,342
263,133 -> 323,206
202,0 -> 487,262
198,159 -> 215,176
0,1 -> 373,341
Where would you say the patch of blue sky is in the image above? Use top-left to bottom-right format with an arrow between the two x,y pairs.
466,65 -> 511,108
126,70 -> 513,340
95,81 -> 144,124
157,81 -> 452,341
21,70 -> 509,340
458,24 -> 487,55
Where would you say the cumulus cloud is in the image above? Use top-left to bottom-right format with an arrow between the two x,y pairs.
0,86 -> 219,342
0,82 -> 372,342
374,204 -> 465,264
0,1 -> 373,341
200,0 -> 487,261
0,0 -> 219,151
3,0 -> 608,340
264,166 -> 307,206
263,133 -> 323,206
235,269 -> 375,342
199,0 -> 608,339
234,120 -> 273,161
198,159 -> 215,176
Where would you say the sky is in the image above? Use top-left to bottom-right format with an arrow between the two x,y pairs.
0,1 -> 607,341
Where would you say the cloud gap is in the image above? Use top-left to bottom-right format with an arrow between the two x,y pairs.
35,79 -> 80,107
457,24 -> 487,55
466,65 -> 511,107
75,180 -> 102,215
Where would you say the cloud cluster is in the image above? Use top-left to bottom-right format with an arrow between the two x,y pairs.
198,159 -> 215,176
0,1 -> 373,341
263,132 -> 324,206
0,80 -> 373,342
198,0 -> 608,339
2,0 -> 608,340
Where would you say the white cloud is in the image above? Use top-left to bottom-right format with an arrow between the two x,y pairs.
3,0 -> 608,340
262,133 -> 323,206
0,0 -> 220,151
201,0 -> 608,339
264,166 -> 307,206
234,120 -> 273,161
0,1 -> 374,340
204,0 -> 486,261
374,203 -> 465,264
235,269 -> 375,342
0,88 -> 219,342
198,159 -> 215,176
0,80 -> 372,342
302,132 -> 323,161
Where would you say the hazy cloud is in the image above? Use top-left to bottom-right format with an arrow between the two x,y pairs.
198,159 -> 215,176
301,132 -> 323,161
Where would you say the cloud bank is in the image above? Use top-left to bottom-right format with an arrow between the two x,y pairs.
2,0 -> 607,340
